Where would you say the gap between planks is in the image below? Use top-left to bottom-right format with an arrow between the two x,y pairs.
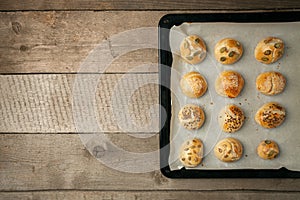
0,190 -> 299,200
0,0 -> 300,11
0,189 -> 300,192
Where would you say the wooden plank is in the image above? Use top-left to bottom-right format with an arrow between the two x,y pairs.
0,191 -> 300,200
0,11 -> 160,73
0,134 -> 300,191
0,74 -> 159,133
0,0 -> 299,11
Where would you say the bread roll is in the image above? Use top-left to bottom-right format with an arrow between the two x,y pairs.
215,71 -> 244,98
180,138 -> 204,167
255,102 -> 286,129
257,140 -> 280,160
214,138 -> 243,162
214,38 -> 243,64
178,104 -> 205,130
180,71 -> 207,98
254,37 -> 284,64
218,104 -> 245,133
256,71 -> 286,95
180,35 -> 207,65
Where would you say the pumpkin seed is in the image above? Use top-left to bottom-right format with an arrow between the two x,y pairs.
228,51 -> 235,57
193,51 -> 201,56
274,43 -> 282,48
220,57 -> 226,62
264,50 -> 271,55
265,140 -> 271,144
195,38 -> 200,43
220,47 -> 226,53
261,57 -> 269,62
183,41 -> 188,48
268,150 -> 276,157
186,56 -> 193,60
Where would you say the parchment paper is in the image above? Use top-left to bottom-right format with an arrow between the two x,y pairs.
168,22 -> 300,171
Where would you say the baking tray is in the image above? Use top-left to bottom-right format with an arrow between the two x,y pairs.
159,12 -> 300,178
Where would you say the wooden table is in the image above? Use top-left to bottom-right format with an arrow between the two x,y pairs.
0,1 -> 300,199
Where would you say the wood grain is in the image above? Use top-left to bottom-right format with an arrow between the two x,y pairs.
1,191 -> 299,200
0,0 -> 299,11
0,11 -> 160,73
0,74 -> 158,133
0,134 -> 299,191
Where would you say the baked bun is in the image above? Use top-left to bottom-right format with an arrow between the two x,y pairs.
255,102 -> 286,129
180,35 -> 207,65
180,71 -> 208,98
180,138 -> 204,167
214,38 -> 243,64
218,104 -> 245,133
178,104 -> 205,130
256,71 -> 286,96
214,138 -> 243,162
215,71 -> 244,98
257,140 -> 280,160
254,37 -> 284,64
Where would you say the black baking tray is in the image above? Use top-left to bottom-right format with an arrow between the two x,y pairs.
159,12 -> 300,178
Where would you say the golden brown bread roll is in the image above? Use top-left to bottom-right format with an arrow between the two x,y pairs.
218,104 -> 245,133
214,137 -> 243,162
256,71 -> 286,96
255,102 -> 286,129
178,104 -> 205,130
180,71 -> 208,98
254,37 -> 284,64
257,140 -> 280,160
215,71 -> 244,98
214,38 -> 243,64
179,138 -> 204,167
180,35 -> 207,65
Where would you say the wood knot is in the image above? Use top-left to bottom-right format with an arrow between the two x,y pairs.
20,45 -> 29,52
92,145 -> 105,158
12,22 -> 22,35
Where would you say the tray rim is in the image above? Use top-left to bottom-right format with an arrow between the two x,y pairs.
158,11 -> 300,178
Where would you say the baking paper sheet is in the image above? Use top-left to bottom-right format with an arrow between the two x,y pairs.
168,22 -> 300,171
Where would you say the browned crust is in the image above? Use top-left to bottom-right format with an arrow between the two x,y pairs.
256,71 -> 286,95
255,102 -> 286,129
257,140 -> 280,160
215,71 -> 244,98
180,35 -> 207,65
180,71 -> 208,98
180,138 -> 204,167
178,104 -> 205,130
218,104 -> 245,133
254,37 -> 284,64
214,137 -> 243,162
214,38 -> 243,65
